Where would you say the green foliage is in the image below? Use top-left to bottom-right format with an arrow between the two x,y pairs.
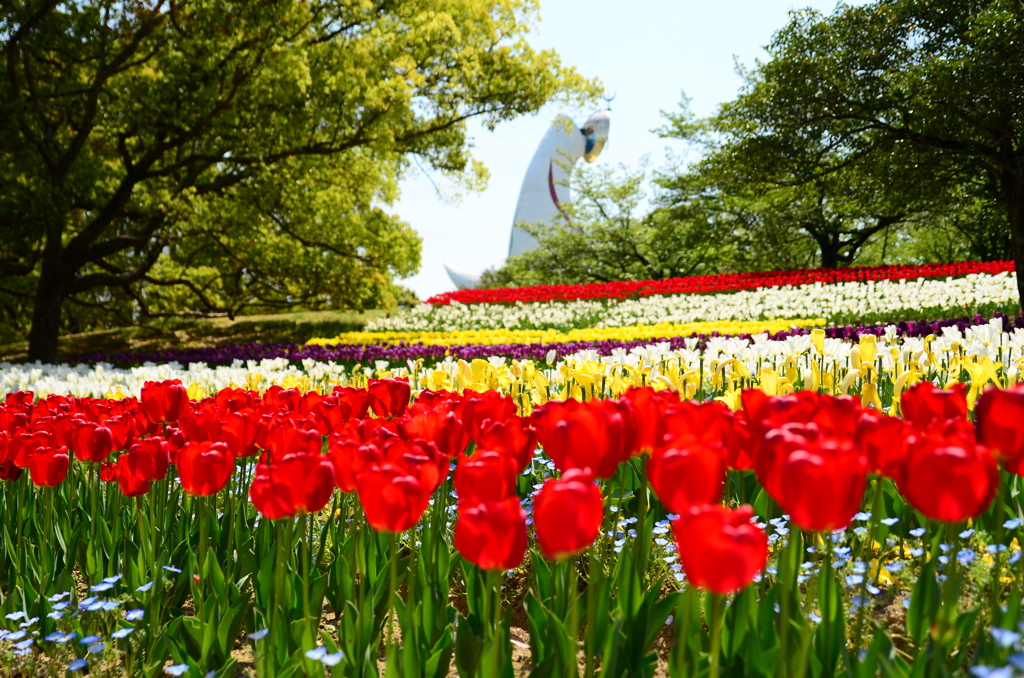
0,0 -> 598,357
481,161 -> 736,288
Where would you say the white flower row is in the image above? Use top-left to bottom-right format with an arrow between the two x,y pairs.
367,272 -> 1020,332
3,318 -> 1023,399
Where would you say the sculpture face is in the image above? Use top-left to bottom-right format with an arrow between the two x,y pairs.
581,110 -> 611,163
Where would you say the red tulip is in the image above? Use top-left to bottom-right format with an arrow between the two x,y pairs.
779,442 -> 868,533
672,504 -> 768,594
533,468 -> 603,560
454,450 -> 518,506
263,420 -> 322,464
140,380 -> 189,424
724,411 -> 754,471
11,430 -> 54,467
532,399 -> 634,479
976,385 -> 1024,474
123,437 -> 170,483
116,454 -> 151,496
100,461 -> 118,482
401,403 -> 470,458
900,382 -> 967,430
461,390 -> 518,441
620,387 -> 678,454
647,443 -> 726,514
900,431 -> 998,522
0,461 -> 23,481
28,446 -> 70,487
249,453 -> 336,519
475,418 -> 537,472
177,441 -> 233,496
854,411 -> 911,481
69,422 -> 115,463
367,378 -> 411,419
455,497 -> 527,571
356,463 -> 430,533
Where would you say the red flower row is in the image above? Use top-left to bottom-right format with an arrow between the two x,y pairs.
426,260 -> 1016,305
2,379 -> 1023,596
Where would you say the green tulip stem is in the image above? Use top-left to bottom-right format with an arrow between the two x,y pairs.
197,494 -> 208,620
302,513 -> 312,651
990,472 -> 1008,623
709,592 -> 726,678
387,532 -> 399,652
853,477 -> 886,655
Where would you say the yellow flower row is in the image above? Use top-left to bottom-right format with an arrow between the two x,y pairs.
307,318 -> 828,347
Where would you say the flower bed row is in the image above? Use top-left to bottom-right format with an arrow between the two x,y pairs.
2,378 -> 1024,676
367,270 -> 1020,333
7,318 -> 1024,419
64,313 -> 1024,370
426,260 -> 1016,305
307,318 -> 825,348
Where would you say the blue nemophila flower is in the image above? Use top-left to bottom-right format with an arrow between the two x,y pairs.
853,512 -> 872,522
49,592 -> 71,603
990,627 -> 1022,649
102,575 -> 122,584
306,647 -> 328,661
936,574 -> 949,583
45,632 -> 65,642
853,527 -> 868,537
846,574 -> 865,587
163,566 -> 182,574
886,561 -> 903,572
5,611 -> 25,620
19,616 -> 39,627
909,528 -> 926,538
14,638 -> 34,650
165,664 -> 190,676
87,601 -> 106,612
958,550 -> 976,565
47,611 -> 65,620
125,609 -> 145,621
247,629 -> 270,641
87,642 -> 105,654
6,630 -> 27,641
53,601 -> 70,610
1008,653 -> 1024,670
68,659 -> 88,672
867,585 -> 881,595
969,666 -> 1014,678
910,548 -> 925,558
938,555 -> 950,565
90,582 -> 114,592
322,652 -> 344,667
1011,551 -> 1022,565
881,517 -> 899,526
902,600 -> 911,610
79,596 -> 98,608
54,632 -> 77,644
111,628 -> 134,639
939,543 -> 953,553
137,581 -> 155,592
988,545 -> 1009,555
1004,518 -> 1021,530
100,601 -> 121,611
959,528 -> 975,539
79,635 -> 102,645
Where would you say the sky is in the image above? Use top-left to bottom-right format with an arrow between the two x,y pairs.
394,0 -> 861,300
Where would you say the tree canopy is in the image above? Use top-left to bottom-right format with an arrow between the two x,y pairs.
0,0 -> 597,360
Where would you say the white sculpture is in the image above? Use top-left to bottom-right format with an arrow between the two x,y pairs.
443,110 -> 611,290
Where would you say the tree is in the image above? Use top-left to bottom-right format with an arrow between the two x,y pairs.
0,0 -> 596,361
700,0 -> 1023,304
481,161 -> 736,287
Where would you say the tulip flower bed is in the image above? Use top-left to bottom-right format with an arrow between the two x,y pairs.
3,376 -> 1024,678
426,260 -> 1017,306
360,268 -> 1020,334
65,313 -> 1024,371
6,316 -> 1024,404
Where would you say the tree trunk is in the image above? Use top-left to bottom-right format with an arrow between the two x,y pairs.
1002,170 -> 1024,314
26,257 -> 70,364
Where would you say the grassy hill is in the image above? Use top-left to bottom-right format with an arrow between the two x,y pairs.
0,309 -> 390,364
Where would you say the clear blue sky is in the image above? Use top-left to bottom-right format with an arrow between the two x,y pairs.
394,0 -> 863,300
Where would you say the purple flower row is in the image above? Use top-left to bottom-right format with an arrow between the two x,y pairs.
68,313 -> 1024,368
